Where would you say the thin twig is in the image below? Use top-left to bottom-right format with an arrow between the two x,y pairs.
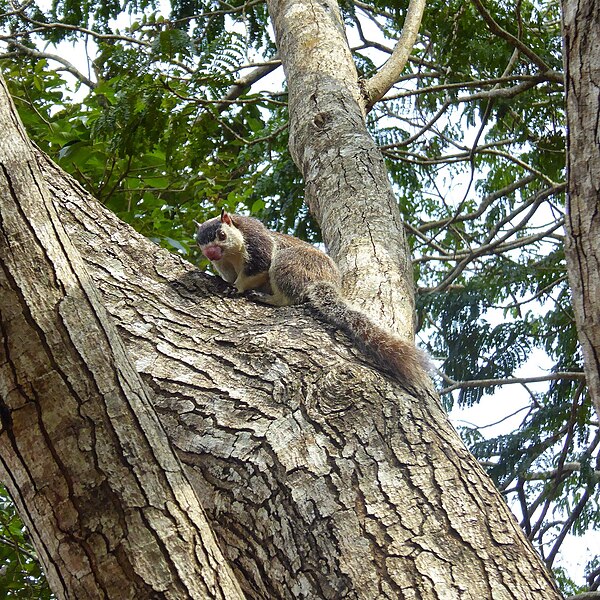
441,372 -> 586,395
470,0 -> 556,76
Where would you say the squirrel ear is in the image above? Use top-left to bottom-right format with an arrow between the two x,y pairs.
220,208 -> 233,226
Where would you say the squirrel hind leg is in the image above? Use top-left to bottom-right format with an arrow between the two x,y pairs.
270,247 -> 341,304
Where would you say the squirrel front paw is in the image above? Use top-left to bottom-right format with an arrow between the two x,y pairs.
222,285 -> 240,298
245,289 -> 268,303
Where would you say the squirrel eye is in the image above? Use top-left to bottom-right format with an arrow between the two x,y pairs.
217,230 -> 227,241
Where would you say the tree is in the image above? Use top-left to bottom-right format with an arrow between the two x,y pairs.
0,66 -> 562,599
563,0 -> 600,421
0,0 -> 598,596
0,74 -> 245,598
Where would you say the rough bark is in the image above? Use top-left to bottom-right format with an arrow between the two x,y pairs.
267,0 -> 417,341
562,0 -> 600,420
0,111 -> 558,600
0,75 -> 245,600
0,0 -> 564,596
20,144 -> 560,599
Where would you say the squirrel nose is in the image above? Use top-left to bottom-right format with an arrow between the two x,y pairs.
203,245 -> 223,261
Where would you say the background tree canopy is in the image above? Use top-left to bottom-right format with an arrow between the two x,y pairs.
0,0 -> 597,596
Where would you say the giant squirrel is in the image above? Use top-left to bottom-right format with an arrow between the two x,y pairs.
195,210 -> 430,389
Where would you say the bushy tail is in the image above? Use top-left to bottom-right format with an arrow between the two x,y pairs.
303,282 -> 431,390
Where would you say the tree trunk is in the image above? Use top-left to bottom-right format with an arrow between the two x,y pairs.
0,75 -> 244,600
0,1 -> 564,596
39,151 -> 562,600
562,0 -> 600,420
267,0 -> 417,340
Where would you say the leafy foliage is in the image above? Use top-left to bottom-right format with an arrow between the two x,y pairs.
0,486 -> 53,599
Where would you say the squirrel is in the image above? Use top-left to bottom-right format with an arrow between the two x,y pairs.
194,210 -> 430,389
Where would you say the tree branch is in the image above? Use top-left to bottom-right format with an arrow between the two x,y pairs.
218,56 -> 281,110
362,0 -> 426,109
0,41 -> 96,89
0,74 -> 244,599
524,463 -> 600,481
470,0 -> 556,76
546,485 -> 593,568
383,73 -> 561,102
424,202 -> 565,292
441,372 -> 586,395
418,174 -> 537,233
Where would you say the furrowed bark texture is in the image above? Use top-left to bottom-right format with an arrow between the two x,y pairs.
0,76 -> 245,600
1,3 -> 563,594
32,158 -> 562,598
266,0 -> 417,341
562,0 -> 600,420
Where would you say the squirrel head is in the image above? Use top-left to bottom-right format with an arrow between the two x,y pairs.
194,209 -> 245,262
